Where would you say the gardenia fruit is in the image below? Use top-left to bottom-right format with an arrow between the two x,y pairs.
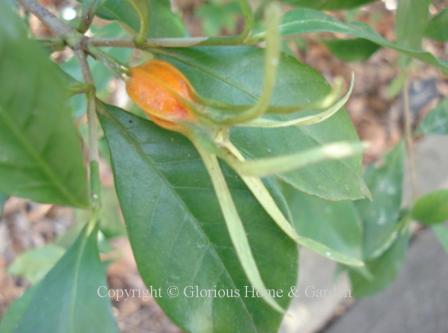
126,60 -> 195,132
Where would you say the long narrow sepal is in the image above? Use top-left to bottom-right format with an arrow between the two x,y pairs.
240,73 -> 355,128
190,3 -> 282,126
223,142 -> 364,267
195,143 -> 285,313
221,141 -> 368,177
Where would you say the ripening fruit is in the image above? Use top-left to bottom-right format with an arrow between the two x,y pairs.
126,60 -> 195,132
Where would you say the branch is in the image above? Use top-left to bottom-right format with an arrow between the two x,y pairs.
78,0 -> 102,33
89,36 -> 258,49
18,0 -> 72,37
75,50 -> 101,210
403,78 -> 418,201
19,0 -> 128,77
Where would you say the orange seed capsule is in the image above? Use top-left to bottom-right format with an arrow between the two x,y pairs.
126,60 -> 196,132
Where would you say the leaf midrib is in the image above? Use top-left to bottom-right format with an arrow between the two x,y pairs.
0,109 -> 84,206
103,111 -> 261,333
67,228 -> 90,333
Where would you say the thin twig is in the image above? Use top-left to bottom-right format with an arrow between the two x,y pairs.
78,0 -> 101,33
403,77 -> 418,201
17,0 -> 72,37
89,35 -> 259,49
75,50 -> 101,210
18,0 -> 127,77
87,46 -> 130,76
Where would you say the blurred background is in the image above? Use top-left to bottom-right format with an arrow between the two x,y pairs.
1,0 -> 447,332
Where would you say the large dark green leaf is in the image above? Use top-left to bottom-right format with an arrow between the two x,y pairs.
418,99 -> 448,135
356,143 -> 405,259
323,38 -> 380,62
157,47 -> 367,201
425,8 -> 448,42
0,3 -> 88,207
283,0 -> 377,10
232,111 -> 367,201
348,231 -> 409,297
280,181 -> 363,264
1,225 -> 118,333
157,46 -> 330,106
95,0 -> 187,37
269,8 -> 448,73
412,189 -> 448,225
99,104 -> 298,333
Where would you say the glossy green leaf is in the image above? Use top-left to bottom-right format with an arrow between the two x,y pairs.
0,3 -> 88,207
232,111 -> 368,201
425,8 -> 448,42
8,244 -> 65,284
264,8 -> 448,73
283,0 -> 377,10
412,189 -> 448,225
418,99 -> 448,135
3,224 -> 119,333
157,46 -> 330,106
356,143 -> 405,259
432,224 -> 448,253
280,181 -> 363,264
96,0 -> 187,37
157,47 -> 367,201
99,104 -> 298,333
323,38 -> 380,62
348,231 -> 409,297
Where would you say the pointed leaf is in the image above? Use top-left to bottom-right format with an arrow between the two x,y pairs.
323,38 -> 380,62
0,3 -> 88,207
99,104 -> 298,333
356,143 -> 405,259
4,225 -> 118,333
348,231 -> 409,297
233,111 -> 367,200
280,181 -> 364,265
